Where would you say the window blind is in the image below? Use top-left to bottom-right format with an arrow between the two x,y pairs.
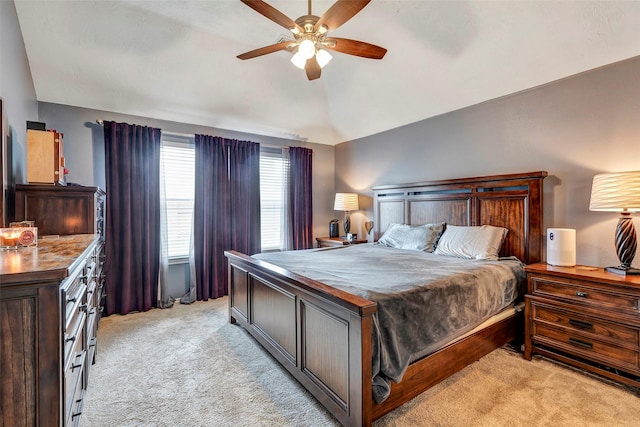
260,147 -> 284,251
161,137 -> 195,258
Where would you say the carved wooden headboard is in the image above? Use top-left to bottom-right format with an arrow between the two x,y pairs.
372,171 -> 547,265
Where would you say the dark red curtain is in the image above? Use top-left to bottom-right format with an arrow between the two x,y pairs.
103,121 -> 161,315
289,147 -> 313,249
193,136 -> 260,300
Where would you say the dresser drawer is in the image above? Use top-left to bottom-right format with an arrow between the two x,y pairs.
531,302 -> 639,346
64,308 -> 86,369
63,268 -> 87,327
532,321 -> 640,374
64,350 -> 85,426
529,275 -> 640,314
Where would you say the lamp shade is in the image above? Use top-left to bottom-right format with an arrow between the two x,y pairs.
589,171 -> 640,212
334,193 -> 359,211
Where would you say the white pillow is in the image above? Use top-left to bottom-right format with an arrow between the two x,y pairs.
434,225 -> 508,260
378,222 -> 445,252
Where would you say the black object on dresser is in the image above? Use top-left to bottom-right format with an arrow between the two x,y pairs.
0,235 -> 106,426
524,263 -> 640,389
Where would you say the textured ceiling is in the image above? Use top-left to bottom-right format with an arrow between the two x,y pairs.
14,0 -> 640,145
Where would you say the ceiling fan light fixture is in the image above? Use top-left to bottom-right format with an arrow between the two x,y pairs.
290,51 -> 308,69
316,49 -> 332,68
298,39 -> 316,59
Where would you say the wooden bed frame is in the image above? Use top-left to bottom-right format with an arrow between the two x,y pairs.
225,171 -> 547,426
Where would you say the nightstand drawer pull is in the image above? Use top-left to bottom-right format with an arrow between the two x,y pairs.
569,319 -> 593,330
575,291 -> 588,298
568,337 -> 593,349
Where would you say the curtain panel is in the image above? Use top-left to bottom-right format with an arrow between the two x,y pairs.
104,121 -> 162,315
193,135 -> 260,300
288,147 -> 313,250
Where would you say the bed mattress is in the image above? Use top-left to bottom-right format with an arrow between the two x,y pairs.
254,244 -> 526,403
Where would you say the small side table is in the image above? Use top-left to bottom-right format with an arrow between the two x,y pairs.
316,236 -> 368,248
524,262 -> 640,390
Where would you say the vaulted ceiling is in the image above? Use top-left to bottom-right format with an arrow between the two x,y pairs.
14,0 -> 640,145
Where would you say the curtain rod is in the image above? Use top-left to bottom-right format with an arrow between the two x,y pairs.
95,119 -> 306,150
96,119 -> 192,138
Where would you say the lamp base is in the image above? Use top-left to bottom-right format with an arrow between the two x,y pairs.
605,266 -> 640,276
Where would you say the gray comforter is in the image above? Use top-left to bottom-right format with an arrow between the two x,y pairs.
254,244 -> 526,403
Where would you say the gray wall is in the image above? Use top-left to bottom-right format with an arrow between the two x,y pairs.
1,0 -> 39,222
336,56 -> 640,268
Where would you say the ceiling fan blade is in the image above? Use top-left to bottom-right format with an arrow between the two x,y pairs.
305,56 -> 321,80
237,41 -> 294,60
324,37 -> 387,59
315,0 -> 371,31
240,0 -> 303,33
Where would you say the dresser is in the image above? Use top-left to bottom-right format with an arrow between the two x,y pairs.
524,263 -> 640,389
14,184 -> 105,239
1,235 -> 105,426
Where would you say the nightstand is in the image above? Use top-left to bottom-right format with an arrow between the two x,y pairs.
316,236 -> 368,248
524,263 -> 640,389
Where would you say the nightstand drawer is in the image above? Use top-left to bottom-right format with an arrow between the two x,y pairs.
532,322 -> 639,373
531,302 -> 639,345
530,275 -> 640,313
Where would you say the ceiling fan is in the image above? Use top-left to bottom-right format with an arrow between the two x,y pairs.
237,0 -> 387,80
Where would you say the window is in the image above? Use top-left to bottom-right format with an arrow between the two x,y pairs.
260,147 -> 286,251
160,139 -> 284,255
160,136 -> 195,259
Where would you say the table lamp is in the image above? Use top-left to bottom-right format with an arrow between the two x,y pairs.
589,171 -> 640,275
333,193 -> 359,236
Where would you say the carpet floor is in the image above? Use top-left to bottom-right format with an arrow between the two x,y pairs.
80,298 -> 639,426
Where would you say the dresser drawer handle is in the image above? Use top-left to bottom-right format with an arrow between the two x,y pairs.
569,319 -> 594,330
71,361 -> 83,371
67,296 -> 77,303
575,291 -> 588,298
65,334 -> 76,343
72,410 -> 83,419
568,337 -> 593,349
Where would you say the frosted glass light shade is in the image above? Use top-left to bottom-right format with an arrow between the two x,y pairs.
316,49 -> 332,68
589,171 -> 640,212
298,39 -> 315,59
290,52 -> 307,69
334,193 -> 359,211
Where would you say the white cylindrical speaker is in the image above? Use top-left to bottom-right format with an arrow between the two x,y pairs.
547,228 -> 576,267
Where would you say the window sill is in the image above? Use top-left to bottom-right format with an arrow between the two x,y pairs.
168,256 -> 189,265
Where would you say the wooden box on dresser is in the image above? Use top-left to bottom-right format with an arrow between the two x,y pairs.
1,235 -> 105,426
524,263 -> 640,389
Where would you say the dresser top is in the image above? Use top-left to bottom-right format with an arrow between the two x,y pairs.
0,234 -> 99,285
525,262 -> 640,286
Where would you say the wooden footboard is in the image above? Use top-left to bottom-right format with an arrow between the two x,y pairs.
226,250 -> 377,426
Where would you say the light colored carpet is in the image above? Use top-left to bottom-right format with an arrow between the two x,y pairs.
80,298 -> 639,427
